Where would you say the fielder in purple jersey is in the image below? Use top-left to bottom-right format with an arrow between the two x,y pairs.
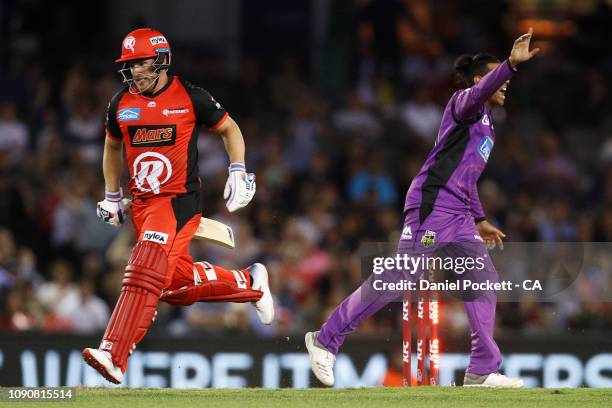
306,29 -> 540,388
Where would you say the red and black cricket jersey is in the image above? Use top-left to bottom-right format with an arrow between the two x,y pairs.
105,76 -> 228,199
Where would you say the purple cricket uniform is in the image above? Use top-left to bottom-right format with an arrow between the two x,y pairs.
318,60 -> 516,376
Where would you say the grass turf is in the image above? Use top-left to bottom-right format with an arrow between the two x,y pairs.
1,387 -> 611,408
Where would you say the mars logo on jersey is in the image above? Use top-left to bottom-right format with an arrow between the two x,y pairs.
128,125 -> 176,147
133,152 -> 172,194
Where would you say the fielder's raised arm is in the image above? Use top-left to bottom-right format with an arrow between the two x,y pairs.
453,28 -> 539,123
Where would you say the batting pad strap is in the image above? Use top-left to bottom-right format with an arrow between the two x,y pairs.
195,262 -> 217,281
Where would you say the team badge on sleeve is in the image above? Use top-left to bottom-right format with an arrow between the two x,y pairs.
210,95 -> 222,110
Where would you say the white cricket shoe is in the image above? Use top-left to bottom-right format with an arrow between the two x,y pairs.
249,263 -> 275,325
82,348 -> 124,384
464,372 -> 524,388
305,331 -> 336,387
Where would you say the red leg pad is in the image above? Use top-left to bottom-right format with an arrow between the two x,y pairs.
160,281 -> 263,305
99,241 -> 167,371
130,295 -> 158,355
160,262 -> 262,305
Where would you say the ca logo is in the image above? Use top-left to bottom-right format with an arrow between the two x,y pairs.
133,152 -> 172,194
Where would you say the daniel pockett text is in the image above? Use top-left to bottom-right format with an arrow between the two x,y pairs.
371,278 -> 522,292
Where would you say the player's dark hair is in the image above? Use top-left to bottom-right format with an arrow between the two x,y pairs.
454,53 -> 500,87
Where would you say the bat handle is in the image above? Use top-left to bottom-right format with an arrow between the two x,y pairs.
121,198 -> 132,215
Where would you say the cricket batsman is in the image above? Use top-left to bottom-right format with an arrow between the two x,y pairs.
82,28 -> 274,384
306,29 -> 540,388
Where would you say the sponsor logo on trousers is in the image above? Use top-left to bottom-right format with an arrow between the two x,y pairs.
143,230 -> 168,244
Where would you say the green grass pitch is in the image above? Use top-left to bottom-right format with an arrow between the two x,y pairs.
1,387 -> 611,408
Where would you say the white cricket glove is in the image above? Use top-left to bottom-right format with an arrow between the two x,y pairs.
223,163 -> 256,212
96,190 -> 126,227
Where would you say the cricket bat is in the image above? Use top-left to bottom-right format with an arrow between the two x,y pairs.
194,217 -> 235,248
121,198 -> 235,248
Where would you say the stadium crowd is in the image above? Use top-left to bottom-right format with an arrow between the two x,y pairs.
1,0 -> 612,342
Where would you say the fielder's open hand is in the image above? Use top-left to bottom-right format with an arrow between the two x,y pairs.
508,27 -> 540,68
477,219 -> 506,250
224,163 -> 256,212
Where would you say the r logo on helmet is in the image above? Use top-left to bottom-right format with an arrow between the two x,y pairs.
123,36 -> 136,53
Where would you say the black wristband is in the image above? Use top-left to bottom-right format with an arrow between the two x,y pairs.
475,217 -> 487,223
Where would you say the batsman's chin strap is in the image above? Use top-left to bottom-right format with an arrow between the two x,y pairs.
127,73 -> 162,95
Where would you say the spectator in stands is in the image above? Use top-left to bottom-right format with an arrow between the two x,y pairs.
56,279 -> 109,334
37,260 -> 78,313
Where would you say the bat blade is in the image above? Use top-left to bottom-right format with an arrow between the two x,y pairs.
194,217 -> 235,248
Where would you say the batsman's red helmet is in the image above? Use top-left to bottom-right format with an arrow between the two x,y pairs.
115,28 -> 171,63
